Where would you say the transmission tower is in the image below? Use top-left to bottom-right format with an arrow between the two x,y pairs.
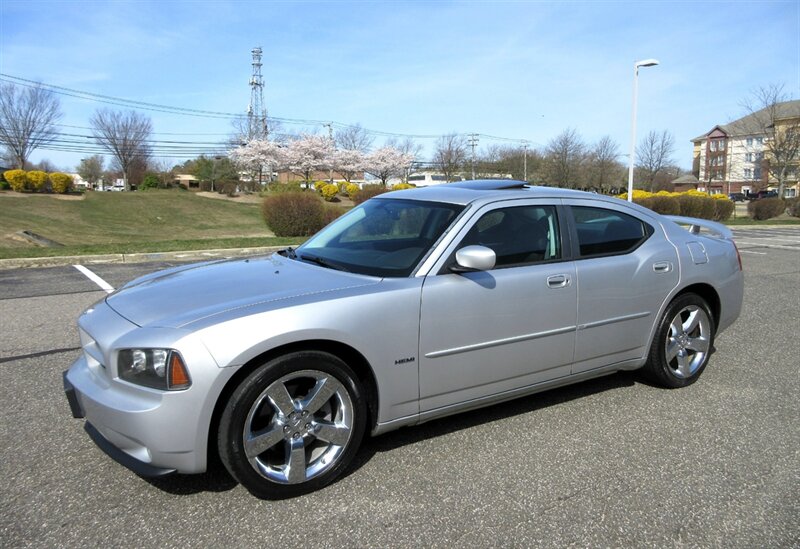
247,46 -> 268,140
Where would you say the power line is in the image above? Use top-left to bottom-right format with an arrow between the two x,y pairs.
1,73 -> 537,145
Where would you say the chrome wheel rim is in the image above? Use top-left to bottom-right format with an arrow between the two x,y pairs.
243,369 -> 354,484
664,305 -> 711,379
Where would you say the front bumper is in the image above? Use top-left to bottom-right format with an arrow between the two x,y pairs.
63,371 -> 175,477
63,353 -> 216,476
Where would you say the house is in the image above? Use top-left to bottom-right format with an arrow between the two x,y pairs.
671,174 -> 700,193
691,100 -> 800,197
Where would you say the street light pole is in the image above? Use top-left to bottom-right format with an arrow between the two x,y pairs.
627,58 -> 659,201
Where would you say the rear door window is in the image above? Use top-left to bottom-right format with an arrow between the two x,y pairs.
571,206 -> 652,257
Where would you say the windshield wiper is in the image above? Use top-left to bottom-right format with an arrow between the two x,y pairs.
277,246 -> 296,259
297,253 -> 350,272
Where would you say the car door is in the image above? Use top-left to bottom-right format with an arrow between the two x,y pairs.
417,200 -> 577,413
564,201 -> 680,374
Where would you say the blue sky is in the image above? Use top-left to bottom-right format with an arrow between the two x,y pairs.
1,0 -> 798,171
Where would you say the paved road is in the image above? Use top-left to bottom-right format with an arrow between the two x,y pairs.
0,231 -> 798,548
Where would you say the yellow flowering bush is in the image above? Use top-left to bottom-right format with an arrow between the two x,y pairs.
392,183 -> 415,190
320,183 -> 339,202
617,188 -> 733,221
27,170 -> 48,191
4,169 -> 29,192
49,172 -> 74,194
345,183 -> 360,198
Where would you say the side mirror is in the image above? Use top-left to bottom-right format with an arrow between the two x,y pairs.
452,245 -> 496,272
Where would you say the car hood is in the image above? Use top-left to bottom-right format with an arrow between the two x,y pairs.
105,254 -> 380,328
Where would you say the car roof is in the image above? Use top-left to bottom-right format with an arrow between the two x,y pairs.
379,179 -> 625,208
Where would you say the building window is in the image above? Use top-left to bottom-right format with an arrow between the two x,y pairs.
744,168 -> 752,179
756,137 -> 763,145
746,137 -> 753,146
755,152 -> 764,161
754,167 -> 762,179
745,153 -> 753,162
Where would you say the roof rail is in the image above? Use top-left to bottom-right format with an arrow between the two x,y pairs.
447,179 -> 529,191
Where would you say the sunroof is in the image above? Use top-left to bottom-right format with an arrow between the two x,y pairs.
447,179 -> 529,191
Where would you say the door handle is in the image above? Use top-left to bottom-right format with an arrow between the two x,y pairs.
653,261 -> 673,273
547,274 -> 570,288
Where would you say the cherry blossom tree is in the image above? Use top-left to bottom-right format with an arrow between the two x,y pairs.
364,146 -> 415,186
230,139 -> 285,186
331,148 -> 365,183
283,134 -> 334,187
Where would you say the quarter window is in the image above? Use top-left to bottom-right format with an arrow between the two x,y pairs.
460,205 -> 561,268
571,206 -> 652,257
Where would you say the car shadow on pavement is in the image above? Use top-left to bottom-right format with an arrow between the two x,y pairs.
346,370 -> 640,479
141,370 -> 640,496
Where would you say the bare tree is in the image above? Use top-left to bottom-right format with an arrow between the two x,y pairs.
335,123 -> 374,153
77,155 -> 105,189
433,133 -> 467,182
0,82 -> 62,169
637,130 -> 675,192
742,84 -> 800,199
544,128 -> 585,188
90,109 -> 152,191
587,136 -> 623,192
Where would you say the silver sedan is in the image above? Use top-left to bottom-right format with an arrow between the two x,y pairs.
64,181 -> 743,498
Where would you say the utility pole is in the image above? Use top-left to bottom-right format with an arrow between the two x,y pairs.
467,133 -> 479,179
323,123 -> 334,184
522,141 -> 529,182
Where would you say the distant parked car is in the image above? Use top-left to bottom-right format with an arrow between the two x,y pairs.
728,192 -> 746,202
746,190 -> 778,201
64,180 -> 744,498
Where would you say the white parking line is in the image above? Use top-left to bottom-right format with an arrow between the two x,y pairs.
73,265 -> 115,293
739,250 -> 767,255
735,241 -> 800,251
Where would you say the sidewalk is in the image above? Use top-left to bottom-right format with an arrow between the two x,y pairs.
0,246 -> 285,271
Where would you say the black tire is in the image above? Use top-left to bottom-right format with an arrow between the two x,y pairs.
643,293 -> 716,388
218,351 -> 366,499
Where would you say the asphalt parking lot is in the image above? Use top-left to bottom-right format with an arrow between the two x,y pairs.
1,227 -> 798,547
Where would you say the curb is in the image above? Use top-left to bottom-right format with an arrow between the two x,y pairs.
0,246 -> 285,271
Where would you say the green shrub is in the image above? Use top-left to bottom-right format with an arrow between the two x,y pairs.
140,174 -> 160,190
677,194 -> 715,219
638,195 -> 680,216
266,181 -> 305,194
748,198 -> 786,220
322,204 -> 343,226
261,192 -> 327,236
4,169 -> 28,192
0,181 -> 9,190
352,184 -> 390,205
49,172 -> 74,194
28,170 -> 49,192
785,197 -> 800,218
711,197 -> 734,221
321,183 -> 339,202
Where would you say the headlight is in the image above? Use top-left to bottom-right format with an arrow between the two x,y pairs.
118,349 -> 191,390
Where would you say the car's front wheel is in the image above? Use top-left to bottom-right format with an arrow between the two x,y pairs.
218,351 -> 366,498
644,293 -> 715,388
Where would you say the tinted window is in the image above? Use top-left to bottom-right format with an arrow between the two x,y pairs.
572,206 -> 651,257
460,205 -> 561,268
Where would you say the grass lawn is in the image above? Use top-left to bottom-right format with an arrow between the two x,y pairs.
0,190 -> 306,259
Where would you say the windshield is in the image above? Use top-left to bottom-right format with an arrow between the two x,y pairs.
296,198 -> 464,277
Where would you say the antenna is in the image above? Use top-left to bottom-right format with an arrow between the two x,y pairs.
248,47 -> 268,140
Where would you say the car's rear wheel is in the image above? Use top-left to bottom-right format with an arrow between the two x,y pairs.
218,351 -> 366,499
644,293 -> 715,388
